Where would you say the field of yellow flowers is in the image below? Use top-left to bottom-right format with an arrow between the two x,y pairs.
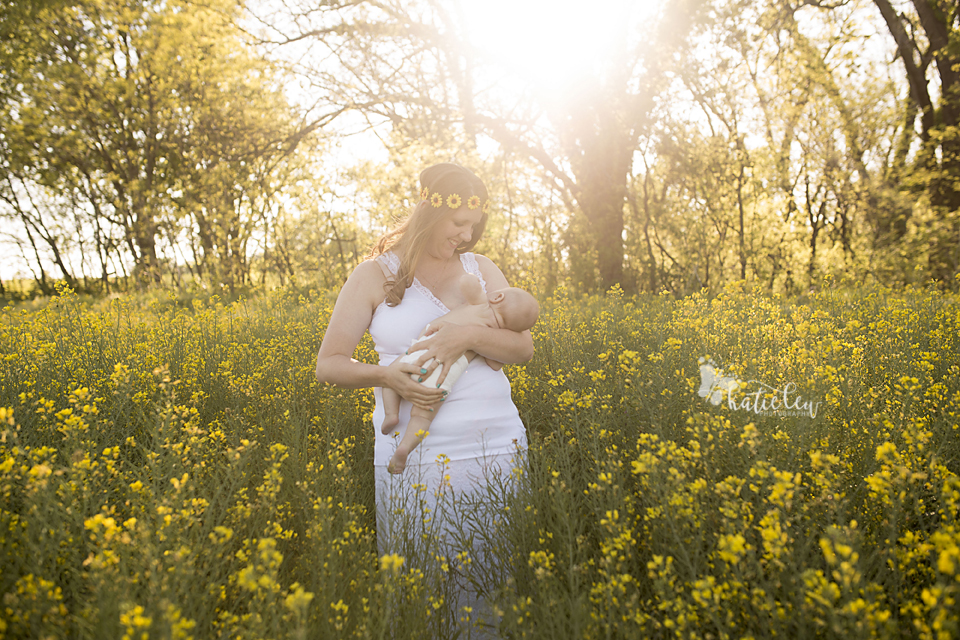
1,280 -> 959,639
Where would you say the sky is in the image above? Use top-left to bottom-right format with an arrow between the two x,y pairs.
459,0 -> 663,88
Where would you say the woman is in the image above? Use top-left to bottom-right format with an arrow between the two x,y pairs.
314,162 -> 533,634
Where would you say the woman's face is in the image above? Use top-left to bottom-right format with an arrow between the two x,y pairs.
426,207 -> 484,259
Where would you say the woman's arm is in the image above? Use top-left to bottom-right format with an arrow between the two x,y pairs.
315,261 -> 444,409
411,255 -> 534,383
420,322 -> 533,365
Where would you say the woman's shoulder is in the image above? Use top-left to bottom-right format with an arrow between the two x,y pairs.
351,258 -> 385,277
467,253 -> 509,288
465,252 -> 496,271
343,259 -> 389,297
369,250 -> 401,275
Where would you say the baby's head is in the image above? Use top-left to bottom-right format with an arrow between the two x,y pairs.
488,287 -> 539,332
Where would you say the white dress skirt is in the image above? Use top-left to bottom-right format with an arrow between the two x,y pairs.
368,252 -> 528,637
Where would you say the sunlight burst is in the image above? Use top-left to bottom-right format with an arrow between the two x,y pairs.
461,0 -> 665,93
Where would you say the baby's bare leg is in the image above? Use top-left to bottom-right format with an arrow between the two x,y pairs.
383,347 -> 429,434
381,387 -> 402,434
387,405 -> 439,474
387,350 -> 469,473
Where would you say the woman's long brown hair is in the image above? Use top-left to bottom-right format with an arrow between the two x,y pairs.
368,164 -> 489,307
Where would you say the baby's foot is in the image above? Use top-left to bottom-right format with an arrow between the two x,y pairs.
387,449 -> 408,474
381,413 -> 400,434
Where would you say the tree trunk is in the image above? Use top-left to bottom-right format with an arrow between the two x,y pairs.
737,165 -> 747,280
639,169 -> 659,292
135,225 -> 161,285
569,105 -> 634,291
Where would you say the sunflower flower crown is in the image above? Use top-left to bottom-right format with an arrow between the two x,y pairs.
420,186 -> 490,214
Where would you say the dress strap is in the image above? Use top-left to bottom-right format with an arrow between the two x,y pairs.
372,251 -> 401,320
376,251 -> 400,276
459,252 -> 487,292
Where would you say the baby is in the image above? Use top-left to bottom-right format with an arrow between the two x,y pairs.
382,274 -> 539,473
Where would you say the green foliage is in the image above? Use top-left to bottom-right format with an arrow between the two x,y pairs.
0,0 -> 318,292
246,0 -> 959,294
6,0 -> 960,297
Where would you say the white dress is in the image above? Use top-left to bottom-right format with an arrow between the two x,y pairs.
369,251 -> 527,464
368,251 -> 526,637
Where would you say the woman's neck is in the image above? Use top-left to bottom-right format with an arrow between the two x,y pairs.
418,252 -> 456,270
417,253 -> 456,285
394,241 -> 457,271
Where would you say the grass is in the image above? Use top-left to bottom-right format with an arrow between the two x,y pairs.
1,280 -> 958,639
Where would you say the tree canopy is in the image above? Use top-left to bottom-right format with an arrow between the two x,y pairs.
1,0 -> 325,293
3,0 -> 960,295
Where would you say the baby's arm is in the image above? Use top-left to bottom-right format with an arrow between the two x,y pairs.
457,280 -> 502,370
462,275 -> 505,370
415,275 -> 494,338
412,274 -> 506,382
460,273 -> 487,305
457,274 -> 504,370
484,357 -> 505,371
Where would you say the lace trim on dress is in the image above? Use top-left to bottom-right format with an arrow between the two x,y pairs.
372,251 -> 486,319
411,276 -> 450,314
379,251 -> 400,274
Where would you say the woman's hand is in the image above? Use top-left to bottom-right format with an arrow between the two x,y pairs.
408,321 -> 470,388
383,357 -> 444,411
